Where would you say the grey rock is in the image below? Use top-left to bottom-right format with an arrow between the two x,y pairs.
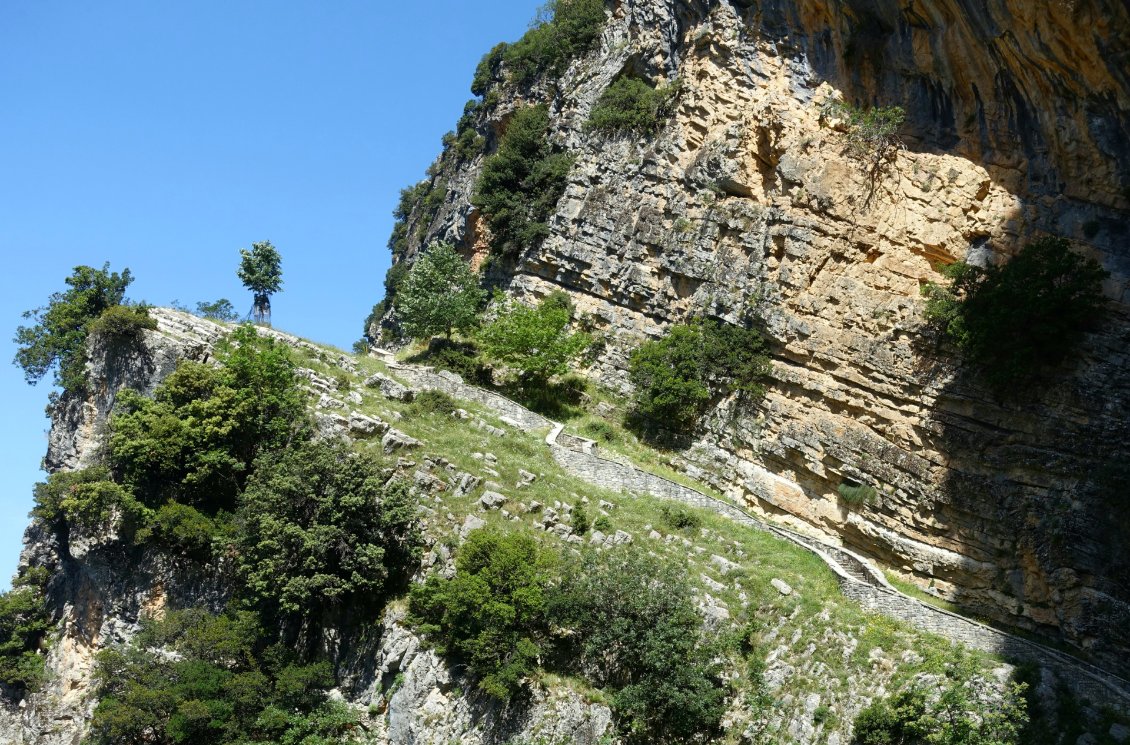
382,429 -> 421,453
364,372 -> 415,402
771,578 -> 794,596
479,491 -> 507,511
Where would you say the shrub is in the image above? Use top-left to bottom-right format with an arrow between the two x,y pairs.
477,292 -> 591,387
587,76 -> 679,134
580,418 -> 618,444
472,105 -> 574,258
109,326 -> 310,512
660,503 -> 702,532
593,515 -> 612,533
237,440 -> 421,633
852,648 -> 1028,745
86,609 -> 358,745
628,319 -> 770,435
837,482 -> 878,505
550,547 -> 728,743
833,103 -> 905,163
571,502 -> 591,536
0,568 -> 50,694
134,502 -> 222,559
406,337 -> 493,386
472,42 -> 509,96
87,304 -> 157,338
408,389 -> 458,418
395,242 -> 485,340
503,0 -> 606,85
194,298 -> 240,322
13,262 -> 134,393
32,468 -> 150,539
410,530 -> 555,701
922,237 -> 1109,392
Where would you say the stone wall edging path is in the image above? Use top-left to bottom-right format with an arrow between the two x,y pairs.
382,359 -> 1130,714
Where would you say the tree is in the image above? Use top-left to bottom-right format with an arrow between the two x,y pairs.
477,291 -> 590,386
627,319 -> 770,436
12,263 -> 133,393
395,242 -> 484,340
852,647 -> 1028,745
922,236 -> 1109,392
237,241 -> 283,325
194,299 -> 239,323
236,440 -> 421,633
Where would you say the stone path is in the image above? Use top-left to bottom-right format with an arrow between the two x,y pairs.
376,355 -> 1130,713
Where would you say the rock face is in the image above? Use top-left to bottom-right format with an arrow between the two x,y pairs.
383,0 -> 1130,666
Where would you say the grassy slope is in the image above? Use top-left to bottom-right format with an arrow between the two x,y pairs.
285,337 -> 1003,741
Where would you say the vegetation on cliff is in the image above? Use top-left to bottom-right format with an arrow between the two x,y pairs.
627,319 -> 771,438
477,291 -> 591,388
587,76 -> 680,135
12,263 -> 141,394
410,530 -> 729,743
472,104 -> 574,259
923,237 -> 1108,392
394,242 -> 485,340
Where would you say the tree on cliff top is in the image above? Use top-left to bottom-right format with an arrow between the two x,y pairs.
12,263 -> 134,393
395,242 -> 484,340
237,240 -> 283,325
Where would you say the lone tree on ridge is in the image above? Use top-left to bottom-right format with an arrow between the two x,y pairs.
237,241 -> 283,325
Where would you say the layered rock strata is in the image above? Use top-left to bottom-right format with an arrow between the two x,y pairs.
385,0 -> 1130,667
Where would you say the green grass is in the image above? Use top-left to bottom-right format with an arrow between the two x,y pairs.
256,324 -> 1016,739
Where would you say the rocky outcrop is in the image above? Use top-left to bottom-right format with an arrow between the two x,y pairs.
385,0 -> 1130,667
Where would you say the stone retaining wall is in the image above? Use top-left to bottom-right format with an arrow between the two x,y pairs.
382,360 -> 1130,713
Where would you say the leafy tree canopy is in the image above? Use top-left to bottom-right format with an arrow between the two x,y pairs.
237,241 -> 283,323
923,237 -> 1109,392
13,263 -> 134,392
628,319 -> 770,436
395,242 -> 485,340
471,105 -> 574,258
587,76 -> 680,135
477,291 -> 590,386
237,440 -> 421,632
504,0 -> 607,85
195,299 -> 240,323
0,568 -> 51,694
109,325 -> 310,512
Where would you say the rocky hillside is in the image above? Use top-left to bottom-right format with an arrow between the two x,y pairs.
2,308 -> 1085,745
377,0 -> 1130,669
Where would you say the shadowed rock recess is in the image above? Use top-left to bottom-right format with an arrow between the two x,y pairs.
378,0 -> 1130,670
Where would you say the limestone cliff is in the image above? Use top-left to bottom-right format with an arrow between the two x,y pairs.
382,0 -> 1130,669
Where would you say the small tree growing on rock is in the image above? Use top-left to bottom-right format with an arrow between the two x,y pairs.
477,291 -> 590,388
237,240 -> 283,325
396,242 -> 485,340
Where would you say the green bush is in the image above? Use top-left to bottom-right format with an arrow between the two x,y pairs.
0,568 -> 51,694
194,298 -> 240,323
135,502 -> 222,559
660,503 -> 702,532
832,103 -> 905,163
86,609 -> 359,745
405,337 -> 493,386
87,304 -> 157,338
471,42 -> 508,96
593,515 -> 612,533
837,482 -> 878,505
570,502 -> 591,536
922,237 -> 1109,392
408,389 -> 459,418
410,530 -> 555,701
32,468 -> 150,539
472,105 -> 574,258
387,179 -> 447,260
628,319 -> 771,435
109,326 -> 310,512
502,0 -> 606,85
852,648 -> 1028,745
580,418 -> 618,443
477,291 -> 590,387
237,440 -> 421,632
587,77 -> 679,134
550,547 -> 728,743
13,263 -> 135,393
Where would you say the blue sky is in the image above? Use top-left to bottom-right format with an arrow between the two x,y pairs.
0,1 -> 543,587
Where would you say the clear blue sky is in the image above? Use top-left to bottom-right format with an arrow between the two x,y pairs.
0,1 -> 543,587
